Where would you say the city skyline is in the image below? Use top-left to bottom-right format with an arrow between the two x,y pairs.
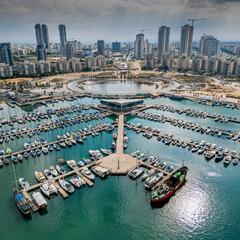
1,0 -> 240,43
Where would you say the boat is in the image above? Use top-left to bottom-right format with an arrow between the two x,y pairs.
113,132 -> 117,139
128,167 -> 144,179
101,148 -> 112,155
6,148 -> 12,154
40,182 -> 58,197
148,156 -> 158,165
151,166 -> 189,203
13,188 -> 31,215
204,151 -> 215,159
44,169 -> 53,180
65,140 -> 72,147
56,165 -> 67,175
59,179 -> 74,193
49,166 -> 58,177
81,167 -> 95,180
53,144 -> 60,150
145,172 -> 164,189
11,155 -> 18,163
19,178 -> 30,189
66,160 -> 78,170
159,162 -> 167,170
224,156 -> 231,165
215,151 -> 224,161
92,166 -> 109,178
59,141 -> 66,148
17,153 -> 23,161
166,166 -> 173,172
48,145 -> 53,151
141,168 -> 157,181
69,175 -> 86,188
42,147 -> 48,154
35,171 -> 46,183
32,192 -> 48,209
24,152 -> 28,158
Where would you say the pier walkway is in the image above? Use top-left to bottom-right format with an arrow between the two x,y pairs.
116,114 -> 124,154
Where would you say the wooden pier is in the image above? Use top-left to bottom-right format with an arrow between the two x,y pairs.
116,114 -> 124,154
51,181 -> 68,198
22,190 -> 39,212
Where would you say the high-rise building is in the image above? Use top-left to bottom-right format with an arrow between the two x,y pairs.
36,44 -> 46,61
112,41 -> 121,52
42,24 -> 50,49
97,40 -> 105,56
0,42 -> 14,66
180,24 -> 194,57
59,24 -> 67,53
35,23 -> 43,45
96,55 -> 106,68
157,26 -> 170,62
199,35 -> 218,57
66,41 -> 74,61
192,55 -> 208,73
144,53 -> 155,69
134,33 -> 144,59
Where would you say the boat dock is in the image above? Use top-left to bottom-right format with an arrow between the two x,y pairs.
51,181 -> 68,198
6,102 -> 15,108
135,111 -> 239,139
152,104 -> 240,124
127,123 -> 240,160
116,114 -> 124,154
0,124 -> 117,160
22,190 -> 39,212
75,170 -> 94,187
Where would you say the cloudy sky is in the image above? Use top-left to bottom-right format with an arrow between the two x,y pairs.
0,0 -> 240,44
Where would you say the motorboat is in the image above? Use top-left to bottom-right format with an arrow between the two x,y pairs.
49,166 -> 58,177
17,154 -> 23,161
101,148 -> 112,155
166,166 -> 173,172
24,152 -> 28,158
59,179 -> 74,193
67,160 -> 78,170
19,178 -> 30,189
35,171 -> 46,183
159,162 -> 167,170
59,141 -> 66,148
53,144 -> 60,150
81,167 -> 95,180
91,166 -> 109,178
128,167 -> 144,179
56,165 -> 67,175
224,156 -> 231,165
145,172 -> 164,189
40,182 -> 58,197
141,168 -> 157,181
69,175 -> 86,188
11,155 -> 18,163
44,169 -> 53,180
42,147 -> 48,154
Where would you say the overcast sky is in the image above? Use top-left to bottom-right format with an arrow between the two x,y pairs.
1,0 -> 240,44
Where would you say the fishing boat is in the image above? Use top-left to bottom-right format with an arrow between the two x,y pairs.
145,172 -> 164,189
19,178 -> 30,189
56,165 -> 67,175
128,167 -> 144,179
35,171 -> 46,183
81,167 -> 95,180
32,192 -> 48,209
44,169 -> 53,180
13,188 -> 31,215
92,166 -> 109,178
69,175 -> 86,188
66,160 -> 78,170
151,166 -> 189,203
59,179 -> 74,193
49,166 -> 58,177
40,182 -> 58,197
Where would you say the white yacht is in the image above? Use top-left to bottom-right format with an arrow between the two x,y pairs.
128,167 -> 144,179
40,182 -> 58,197
145,172 -> 163,189
32,192 -> 48,209
59,179 -> 74,193
56,165 -> 67,175
19,178 -> 30,189
49,166 -> 58,177
81,167 -> 95,180
141,169 -> 157,181
44,169 -> 53,180
67,160 -> 78,170
69,175 -> 86,188
92,166 -> 109,178
35,171 -> 46,183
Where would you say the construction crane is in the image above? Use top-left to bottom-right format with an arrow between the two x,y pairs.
139,29 -> 152,34
188,19 -> 208,26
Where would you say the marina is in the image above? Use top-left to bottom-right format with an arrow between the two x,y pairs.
1,95 -> 240,240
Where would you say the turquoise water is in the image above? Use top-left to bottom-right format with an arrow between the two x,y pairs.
0,97 -> 240,240
87,80 -> 157,94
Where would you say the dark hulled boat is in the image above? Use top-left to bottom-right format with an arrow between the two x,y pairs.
13,188 -> 31,215
151,166 -> 188,203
